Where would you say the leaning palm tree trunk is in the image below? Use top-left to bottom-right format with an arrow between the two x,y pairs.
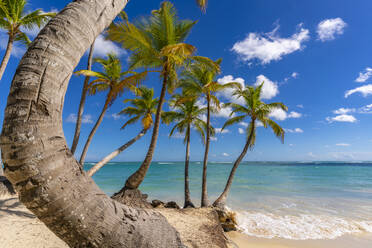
87,128 -> 148,176
71,40 -> 96,155
201,96 -> 211,207
0,36 -> 14,81
79,97 -> 110,166
122,72 -> 168,190
0,1 -> 183,247
213,121 -> 255,209
184,125 -> 195,208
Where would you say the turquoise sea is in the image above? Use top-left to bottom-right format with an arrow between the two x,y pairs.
86,161 -> 372,240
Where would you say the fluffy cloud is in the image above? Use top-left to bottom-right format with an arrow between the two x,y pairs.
297,104 -> 304,108
345,84 -> 372,98
326,114 -> 357,123
215,128 -> 230,134
254,75 -> 279,99
291,72 -> 299,79
232,24 -> 310,64
66,114 -> 93,124
93,35 -> 126,57
269,109 -> 302,121
222,152 -> 230,157
196,98 -> 233,118
217,75 -> 246,105
239,122 -> 249,127
359,104 -> 372,114
285,128 -> 304,133
336,143 -> 350,147
317,18 -> 347,41
333,108 -> 355,115
355,67 -> 372,83
238,128 -> 245,134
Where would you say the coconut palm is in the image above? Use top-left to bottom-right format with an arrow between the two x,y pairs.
107,1 -> 213,192
212,83 -> 287,209
0,0 -> 55,80
162,95 -> 213,208
87,87 -> 158,176
180,59 -> 237,207
75,53 -> 147,166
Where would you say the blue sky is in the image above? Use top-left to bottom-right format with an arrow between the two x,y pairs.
1,0 -> 372,162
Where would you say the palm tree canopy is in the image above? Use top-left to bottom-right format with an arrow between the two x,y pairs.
222,83 -> 288,148
107,1 -> 200,92
119,86 -> 159,130
195,0 -> 208,12
74,53 -> 148,105
180,59 -> 236,110
162,95 -> 214,144
0,0 -> 55,44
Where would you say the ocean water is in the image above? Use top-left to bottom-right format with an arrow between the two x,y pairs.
86,161 -> 372,240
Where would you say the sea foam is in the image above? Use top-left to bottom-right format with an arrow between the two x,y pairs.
236,211 -> 372,240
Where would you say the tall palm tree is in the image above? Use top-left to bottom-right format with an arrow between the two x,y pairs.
180,59 -> 236,207
87,87 -> 158,176
0,0 -> 55,80
108,1 -> 206,191
212,83 -> 287,209
162,95 -> 212,208
75,53 -> 147,166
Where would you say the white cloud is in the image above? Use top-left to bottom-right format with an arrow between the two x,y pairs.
231,24 -> 310,64
92,35 -> 126,57
239,122 -> 248,127
222,152 -> 230,157
308,152 -> 316,158
355,67 -> 372,83
172,132 -> 185,139
210,137 -> 218,141
196,98 -> 233,118
359,104 -> 372,114
345,84 -> 372,98
215,128 -> 230,134
291,72 -> 299,79
0,31 -> 25,57
269,109 -> 302,121
111,113 -> 122,120
333,108 -> 356,115
285,128 -> 304,133
66,114 -> 93,124
326,114 -> 357,123
317,18 -> 347,42
254,75 -> 279,99
336,143 -> 350,147
296,104 -> 304,108
217,75 -> 246,105
238,128 -> 245,134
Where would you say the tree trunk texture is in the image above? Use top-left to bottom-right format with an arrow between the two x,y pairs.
0,1 -> 183,247
212,120 -> 255,209
0,36 -> 14,81
70,40 -> 96,155
87,128 -> 148,177
184,125 -> 195,208
79,96 -> 110,166
121,72 -> 168,191
201,96 -> 211,207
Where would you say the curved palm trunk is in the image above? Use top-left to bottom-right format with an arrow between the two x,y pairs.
213,120 -> 255,209
201,96 -> 211,207
184,125 -> 195,208
0,1 -> 183,247
0,36 -> 14,81
122,71 -> 168,190
87,128 -> 148,177
70,41 -> 96,155
79,96 -> 110,166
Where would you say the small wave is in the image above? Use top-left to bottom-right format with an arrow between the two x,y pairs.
236,211 -> 372,240
157,162 -> 176,165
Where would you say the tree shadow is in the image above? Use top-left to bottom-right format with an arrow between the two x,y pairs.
0,197 -> 36,219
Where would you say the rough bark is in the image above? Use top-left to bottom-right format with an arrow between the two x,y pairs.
79,96 -> 110,166
213,120 -> 255,209
0,36 -> 14,81
87,128 -> 148,177
201,95 -> 211,207
0,1 -> 183,247
70,40 -> 96,155
122,71 -> 168,190
184,125 -> 195,208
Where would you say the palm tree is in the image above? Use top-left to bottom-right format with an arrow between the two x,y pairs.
196,0 -> 208,12
162,95 -> 212,208
87,87 -> 158,177
212,83 -> 287,209
180,59 -> 236,207
75,53 -> 147,166
0,0 -> 55,80
1,0 -> 184,246
108,1 -> 204,191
